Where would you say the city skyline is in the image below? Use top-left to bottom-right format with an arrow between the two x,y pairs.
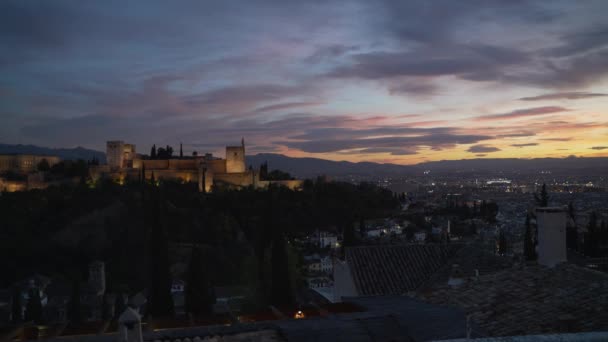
1,1 -> 607,164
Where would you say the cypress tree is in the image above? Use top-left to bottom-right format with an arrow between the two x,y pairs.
151,144 -> 157,159
179,143 -> 183,158
114,293 -> 126,318
524,214 -> 537,261
24,288 -> 42,324
585,212 -> 598,257
11,288 -> 22,323
146,194 -> 174,317
535,183 -> 549,207
185,247 -> 215,315
68,280 -> 82,324
270,233 -> 294,306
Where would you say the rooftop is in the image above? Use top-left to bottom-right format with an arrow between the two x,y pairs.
417,263 -> 608,337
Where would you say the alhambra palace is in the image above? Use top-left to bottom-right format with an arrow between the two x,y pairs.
93,139 -> 302,192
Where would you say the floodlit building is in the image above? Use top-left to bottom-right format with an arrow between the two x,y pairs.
94,139 -> 302,192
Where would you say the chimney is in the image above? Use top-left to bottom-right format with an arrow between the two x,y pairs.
536,207 -> 567,267
117,307 -> 142,342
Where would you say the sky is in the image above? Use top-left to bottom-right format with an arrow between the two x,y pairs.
1,0 -> 607,165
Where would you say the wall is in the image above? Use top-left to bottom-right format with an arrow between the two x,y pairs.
214,171 -> 256,189
257,180 -> 304,190
0,155 -> 61,173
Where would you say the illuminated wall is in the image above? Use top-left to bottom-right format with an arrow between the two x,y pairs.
0,154 -> 61,173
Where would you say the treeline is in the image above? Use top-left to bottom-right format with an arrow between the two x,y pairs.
0,177 -> 399,317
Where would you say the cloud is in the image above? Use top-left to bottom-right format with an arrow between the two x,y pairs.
467,145 -> 501,153
511,143 -> 539,148
253,101 -> 322,113
279,131 -> 491,153
520,92 -> 608,101
474,106 -> 569,121
591,146 -> 608,150
540,137 -> 573,142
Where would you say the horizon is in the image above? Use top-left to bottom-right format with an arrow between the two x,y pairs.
1,1 -> 608,165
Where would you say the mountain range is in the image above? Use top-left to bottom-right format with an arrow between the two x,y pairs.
0,143 -> 106,163
1,143 -> 607,177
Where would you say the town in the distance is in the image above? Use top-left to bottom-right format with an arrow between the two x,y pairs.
0,139 -> 607,341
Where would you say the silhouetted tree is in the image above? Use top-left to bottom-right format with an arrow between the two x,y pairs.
260,162 -> 268,180
270,233 -> 294,306
179,143 -> 183,158
524,214 -> 537,261
11,288 -> 22,323
146,195 -> 174,317
185,247 -> 215,315
68,280 -> 82,323
151,144 -> 157,159
37,159 -> 50,172
535,183 -> 549,207
585,211 -> 599,257
24,288 -> 42,323
114,294 -> 126,318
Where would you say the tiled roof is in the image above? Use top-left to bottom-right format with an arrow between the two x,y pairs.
346,244 -> 463,296
417,263 -> 608,337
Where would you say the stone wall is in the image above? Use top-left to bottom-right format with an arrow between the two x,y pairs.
0,154 -> 61,173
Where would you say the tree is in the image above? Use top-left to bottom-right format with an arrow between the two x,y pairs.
151,144 -> 157,159
11,288 -> 22,323
146,195 -> 174,317
68,280 -> 82,324
270,233 -> 294,306
37,159 -> 50,172
114,293 -> 126,318
185,247 -> 215,315
180,143 -> 183,158
24,288 -> 42,324
534,183 -> 549,207
524,214 -> 537,261
585,211 -> 599,257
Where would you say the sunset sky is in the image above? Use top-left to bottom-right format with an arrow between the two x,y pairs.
1,1 -> 607,164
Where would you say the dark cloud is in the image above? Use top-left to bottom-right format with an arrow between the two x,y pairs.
467,145 -> 501,153
280,133 -> 491,153
305,45 -> 360,63
328,44 -> 528,80
511,143 -> 539,148
520,92 -> 608,101
475,106 -> 568,121
547,26 -> 608,57
591,146 -> 608,150
253,101 -> 322,113
540,137 -> 573,141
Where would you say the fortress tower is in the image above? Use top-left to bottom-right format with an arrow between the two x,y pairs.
225,138 -> 246,173
107,141 -> 136,169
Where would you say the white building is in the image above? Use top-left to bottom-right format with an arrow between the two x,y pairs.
318,231 -> 339,249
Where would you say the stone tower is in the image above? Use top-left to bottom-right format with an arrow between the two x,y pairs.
225,138 -> 246,173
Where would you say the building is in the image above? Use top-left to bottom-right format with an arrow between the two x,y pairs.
95,139 -> 302,192
106,141 -> 136,170
0,154 -> 61,173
